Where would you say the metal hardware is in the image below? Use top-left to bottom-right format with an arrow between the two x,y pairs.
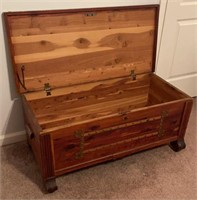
85,12 -> 96,17
130,70 -> 136,80
74,130 -> 84,160
44,83 -> 51,96
158,110 -> 168,137
123,116 -> 128,121
25,124 -> 34,139
17,65 -> 26,90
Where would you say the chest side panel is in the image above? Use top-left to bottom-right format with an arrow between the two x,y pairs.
4,6 -> 158,93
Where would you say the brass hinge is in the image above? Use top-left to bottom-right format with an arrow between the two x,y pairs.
44,83 -> 51,96
130,70 -> 136,80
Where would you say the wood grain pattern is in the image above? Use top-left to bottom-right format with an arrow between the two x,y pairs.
18,48 -> 152,91
178,100 -> 193,139
21,96 -> 42,167
26,74 -> 188,133
52,96 -> 184,171
30,75 -> 149,130
4,5 -> 194,193
148,74 -> 189,105
30,76 -> 150,115
49,99 -> 186,138
54,136 -> 178,176
53,125 -> 179,171
24,74 -> 149,101
8,8 -> 155,36
39,134 -> 55,179
5,7 -> 157,93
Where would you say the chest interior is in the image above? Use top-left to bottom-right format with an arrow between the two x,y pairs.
5,6 -> 187,133
25,74 -> 186,133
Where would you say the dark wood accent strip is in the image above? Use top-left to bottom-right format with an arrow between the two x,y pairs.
178,99 -> 193,139
39,134 -> 55,179
3,13 -> 22,93
152,6 -> 159,72
4,5 -> 159,16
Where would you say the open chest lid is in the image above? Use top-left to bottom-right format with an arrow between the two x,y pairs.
4,5 -> 159,94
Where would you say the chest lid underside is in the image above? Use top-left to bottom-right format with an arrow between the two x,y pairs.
4,5 -> 159,94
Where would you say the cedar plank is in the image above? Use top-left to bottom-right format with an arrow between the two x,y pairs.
8,9 -> 155,36
50,100 -> 185,138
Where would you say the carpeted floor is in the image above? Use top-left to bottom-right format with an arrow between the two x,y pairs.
0,99 -> 196,200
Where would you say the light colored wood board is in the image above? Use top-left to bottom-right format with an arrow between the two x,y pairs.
16,49 -> 153,92
30,77 -> 150,128
12,26 -> 154,56
13,28 -> 154,64
38,95 -> 147,121
17,48 -> 152,80
41,101 -> 148,130
29,75 -> 150,105
8,8 -> 155,36
6,7 -> 157,93
32,85 -> 149,116
24,74 -> 150,101
24,61 -> 152,91
11,26 -> 153,44
37,95 -> 148,127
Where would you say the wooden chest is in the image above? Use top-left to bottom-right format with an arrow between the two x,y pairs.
4,5 -> 193,193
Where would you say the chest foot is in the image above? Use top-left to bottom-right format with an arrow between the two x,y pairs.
169,140 -> 186,152
44,178 -> 58,193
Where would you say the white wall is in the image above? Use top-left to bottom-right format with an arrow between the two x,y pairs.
0,0 -> 160,146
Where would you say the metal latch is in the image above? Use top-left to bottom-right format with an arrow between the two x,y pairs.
130,70 -> 136,80
44,83 -> 51,96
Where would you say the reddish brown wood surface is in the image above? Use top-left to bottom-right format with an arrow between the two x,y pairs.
54,136 -> 178,176
26,74 -> 187,134
52,99 -> 184,170
178,100 -> 193,139
39,134 -> 55,180
4,5 -> 193,193
22,96 -> 55,181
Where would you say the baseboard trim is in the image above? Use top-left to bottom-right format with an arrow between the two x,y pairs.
0,131 -> 26,146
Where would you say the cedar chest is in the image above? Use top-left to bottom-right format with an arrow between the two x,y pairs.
4,5 -> 193,193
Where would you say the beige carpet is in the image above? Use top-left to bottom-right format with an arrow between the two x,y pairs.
0,99 -> 196,200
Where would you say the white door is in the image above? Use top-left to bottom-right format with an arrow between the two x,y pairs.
156,0 -> 197,97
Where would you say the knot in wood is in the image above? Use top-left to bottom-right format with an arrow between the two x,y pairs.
74,38 -> 90,49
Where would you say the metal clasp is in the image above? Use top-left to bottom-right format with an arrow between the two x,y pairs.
44,83 -> 51,96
